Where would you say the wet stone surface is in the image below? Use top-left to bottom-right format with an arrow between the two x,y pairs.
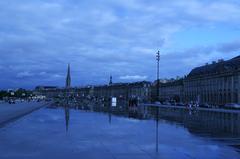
0,107 -> 239,159
0,101 -> 46,126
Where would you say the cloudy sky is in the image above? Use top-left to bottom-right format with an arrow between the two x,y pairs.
0,0 -> 240,89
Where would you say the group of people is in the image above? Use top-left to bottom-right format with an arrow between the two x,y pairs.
187,102 -> 199,110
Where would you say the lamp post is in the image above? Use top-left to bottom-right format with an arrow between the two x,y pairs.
155,50 -> 160,152
156,51 -> 160,101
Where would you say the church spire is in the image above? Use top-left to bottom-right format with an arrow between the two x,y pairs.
109,75 -> 112,85
66,64 -> 71,88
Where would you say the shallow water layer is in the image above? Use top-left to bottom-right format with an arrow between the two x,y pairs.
0,107 -> 239,159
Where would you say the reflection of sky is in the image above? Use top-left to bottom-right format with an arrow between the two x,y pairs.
0,108 -> 239,159
0,0 -> 240,89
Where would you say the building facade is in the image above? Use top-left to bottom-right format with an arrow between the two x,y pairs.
34,86 -> 60,98
90,81 -> 152,103
151,79 -> 184,102
35,55 -> 240,106
183,56 -> 240,105
159,79 -> 184,102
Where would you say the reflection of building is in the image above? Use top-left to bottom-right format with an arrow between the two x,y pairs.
64,107 -> 70,132
157,106 -> 240,135
183,56 -> 240,105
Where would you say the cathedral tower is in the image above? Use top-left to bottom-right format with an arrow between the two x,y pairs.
66,64 -> 71,88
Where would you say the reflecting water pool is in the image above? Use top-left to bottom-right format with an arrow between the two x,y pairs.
0,106 -> 239,159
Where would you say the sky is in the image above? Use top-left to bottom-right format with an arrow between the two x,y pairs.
0,0 -> 240,89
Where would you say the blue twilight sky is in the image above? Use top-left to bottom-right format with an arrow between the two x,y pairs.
0,0 -> 240,89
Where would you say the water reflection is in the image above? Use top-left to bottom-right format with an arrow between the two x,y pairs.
108,106 -> 112,124
52,99 -> 240,151
2,103 -> 240,159
155,106 -> 159,153
55,104 -> 161,152
64,106 -> 70,132
154,107 -> 240,137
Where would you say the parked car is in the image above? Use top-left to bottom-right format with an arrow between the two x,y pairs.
224,103 -> 240,109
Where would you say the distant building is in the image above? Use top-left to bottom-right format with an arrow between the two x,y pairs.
35,86 -> 58,91
66,64 -> 71,89
90,81 -> 152,103
34,55 -> 240,106
151,79 -> 184,102
183,56 -> 240,105
76,86 -> 93,97
150,56 -> 240,105
160,79 -> 184,102
34,86 -> 59,97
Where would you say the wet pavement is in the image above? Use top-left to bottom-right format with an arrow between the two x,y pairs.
0,101 -> 47,126
0,107 -> 240,159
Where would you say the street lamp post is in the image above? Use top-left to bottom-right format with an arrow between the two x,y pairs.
156,51 -> 160,101
155,51 -> 160,152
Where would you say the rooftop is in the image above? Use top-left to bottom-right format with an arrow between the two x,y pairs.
188,55 -> 240,78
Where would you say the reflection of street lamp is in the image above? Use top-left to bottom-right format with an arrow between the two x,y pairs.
156,105 -> 159,153
156,51 -> 160,101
